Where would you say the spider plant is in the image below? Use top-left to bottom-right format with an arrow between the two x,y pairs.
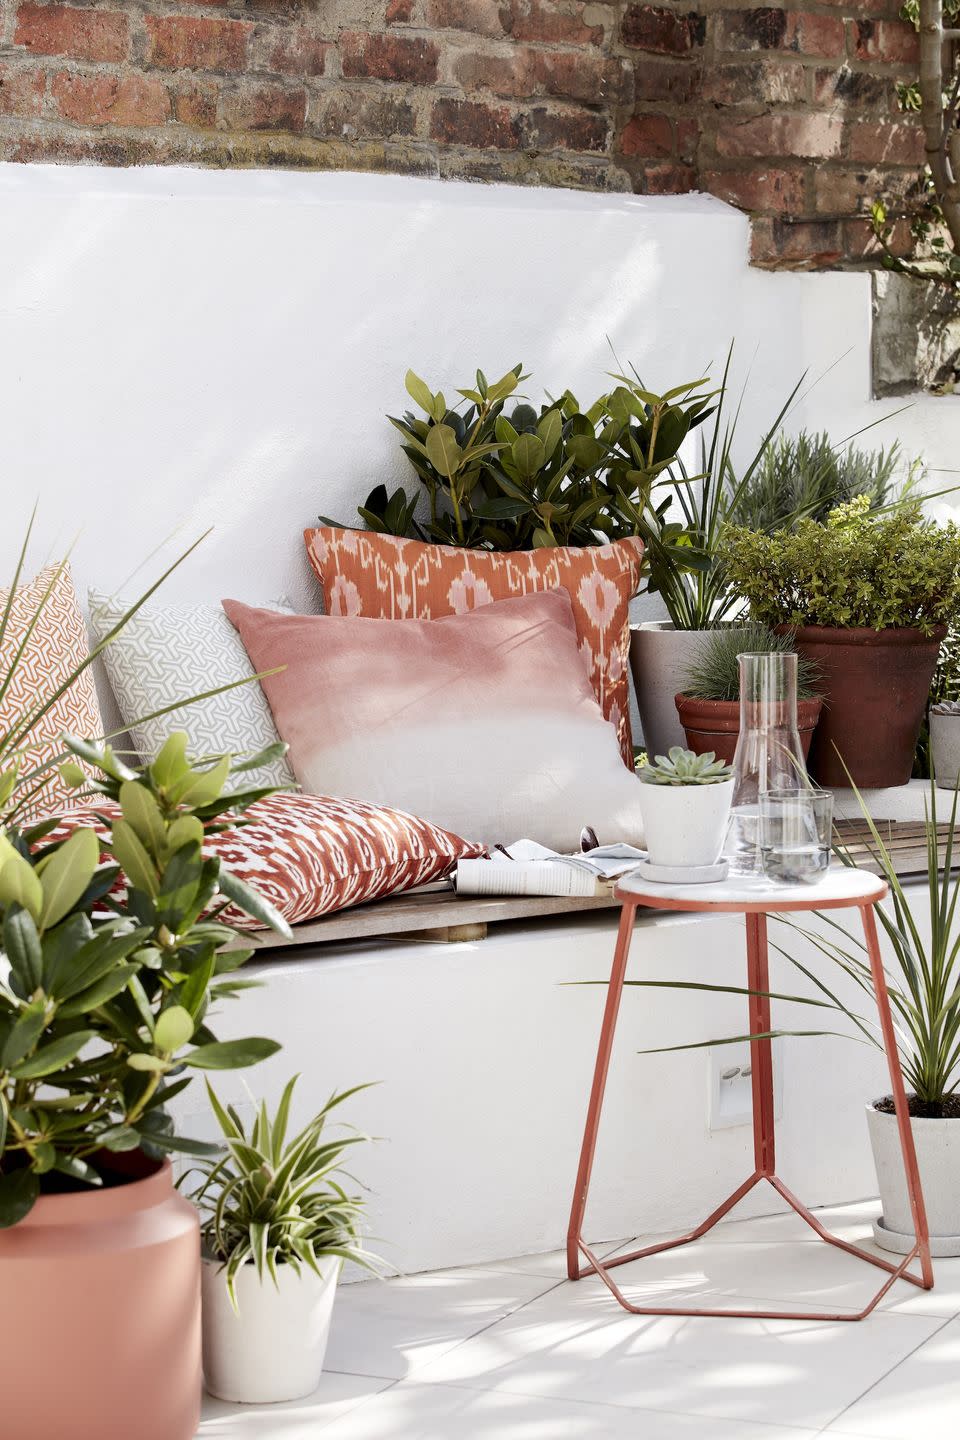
190,1076 -> 378,1307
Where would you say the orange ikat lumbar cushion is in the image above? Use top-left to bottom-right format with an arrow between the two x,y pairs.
44,791 -> 484,930
303,526 -> 644,767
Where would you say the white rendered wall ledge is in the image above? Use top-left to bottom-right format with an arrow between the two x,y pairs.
170,895 -> 921,1277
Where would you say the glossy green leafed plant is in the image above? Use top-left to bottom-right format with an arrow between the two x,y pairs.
638,747 -> 732,786
0,732 -> 290,1226
339,362 -> 718,554
682,622 -> 821,703
190,1075 -> 377,1307
724,496 -> 960,635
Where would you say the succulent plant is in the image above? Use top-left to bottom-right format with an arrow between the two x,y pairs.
638,746 -> 733,786
931,699 -> 960,715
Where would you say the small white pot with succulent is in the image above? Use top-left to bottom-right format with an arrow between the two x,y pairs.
930,700 -> 960,789
190,1077 -> 377,1405
637,747 -> 735,869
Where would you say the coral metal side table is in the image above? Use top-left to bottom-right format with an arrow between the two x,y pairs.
566,867 -> 934,1321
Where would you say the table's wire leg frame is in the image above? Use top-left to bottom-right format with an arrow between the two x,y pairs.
565,900 -> 934,1320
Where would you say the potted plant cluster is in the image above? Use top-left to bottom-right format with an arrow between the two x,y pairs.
191,1075 -> 376,1404
636,747 -> 734,869
0,732 -> 290,1440
675,622 -> 823,765
632,414 -> 920,757
724,496 -> 960,786
629,348 -> 807,755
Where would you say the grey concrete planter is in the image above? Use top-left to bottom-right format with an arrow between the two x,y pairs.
930,708 -> 960,789
866,1101 -> 960,1257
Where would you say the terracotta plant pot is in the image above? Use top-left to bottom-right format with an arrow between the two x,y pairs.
0,1154 -> 201,1440
674,695 -> 823,766
781,625 -> 946,788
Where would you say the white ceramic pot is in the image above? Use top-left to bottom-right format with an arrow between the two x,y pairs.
930,709 -> 960,789
636,778 -> 734,869
630,623 -> 750,760
202,1255 -> 340,1403
865,1101 -> 960,1256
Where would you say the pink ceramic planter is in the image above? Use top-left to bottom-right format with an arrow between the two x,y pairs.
0,1156 -> 201,1440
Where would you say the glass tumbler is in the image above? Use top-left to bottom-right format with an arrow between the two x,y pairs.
758,788 -> 834,885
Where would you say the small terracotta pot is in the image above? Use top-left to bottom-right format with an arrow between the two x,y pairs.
674,694 -> 823,766
0,1154 -> 201,1440
781,625 -> 946,788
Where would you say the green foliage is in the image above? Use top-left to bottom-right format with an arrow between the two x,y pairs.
723,496 -> 960,634
728,430 -> 919,533
336,362 -> 718,556
0,735 -> 290,1227
682,623 -> 822,703
189,1075 -> 378,1308
638,746 -> 733,786
869,0 -> 960,292
642,347 -> 805,630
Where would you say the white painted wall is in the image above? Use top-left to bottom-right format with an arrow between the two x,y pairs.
1,161 -> 958,612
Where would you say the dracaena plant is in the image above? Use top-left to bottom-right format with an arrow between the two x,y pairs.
189,1075 -> 378,1307
0,731 -> 291,1227
336,362 -> 718,555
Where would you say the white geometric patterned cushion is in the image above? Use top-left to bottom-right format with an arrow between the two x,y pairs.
87,591 -> 296,790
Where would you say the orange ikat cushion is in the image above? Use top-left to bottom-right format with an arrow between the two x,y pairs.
303,527 -> 644,766
44,791 -> 484,930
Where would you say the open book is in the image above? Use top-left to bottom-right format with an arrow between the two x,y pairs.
455,840 -> 647,899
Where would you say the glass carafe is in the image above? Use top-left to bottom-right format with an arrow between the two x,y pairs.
724,652 -> 811,877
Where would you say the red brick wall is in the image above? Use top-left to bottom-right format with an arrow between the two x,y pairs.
0,0 -> 922,269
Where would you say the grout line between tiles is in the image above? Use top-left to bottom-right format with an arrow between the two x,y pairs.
815,1311 -> 956,1436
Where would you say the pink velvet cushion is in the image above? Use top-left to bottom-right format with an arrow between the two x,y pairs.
223,589 -> 643,852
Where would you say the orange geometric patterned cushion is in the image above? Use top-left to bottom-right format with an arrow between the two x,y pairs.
1,565 -> 103,821
303,527 -> 643,766
44,791 -> 485,930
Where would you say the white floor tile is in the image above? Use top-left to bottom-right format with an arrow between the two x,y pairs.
318,1381 -> 822,1439
464,1237 -> 631,1280
598,1203 -> 960,1320
824,1313 -> 960,1438
413,1278 -> 942,1429
323,1266 -> 560,1380
198,1372 -> 392,1438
